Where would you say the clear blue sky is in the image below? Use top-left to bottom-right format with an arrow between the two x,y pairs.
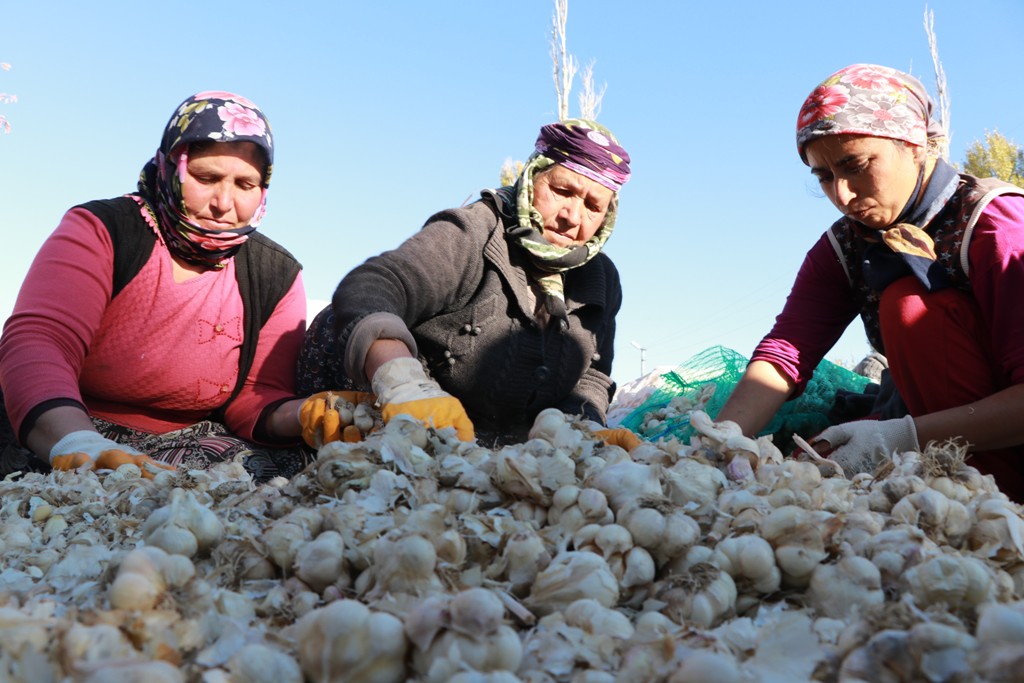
2,1 -> 1022,386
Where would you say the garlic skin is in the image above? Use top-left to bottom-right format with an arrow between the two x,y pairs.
666,650 -> 744,683
226,643 -> 302,683
81,661 -> 186,683
292,599 -> 408,683
525,551 -> 620,616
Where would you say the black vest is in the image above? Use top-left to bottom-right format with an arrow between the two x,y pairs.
77,196 -> 302,410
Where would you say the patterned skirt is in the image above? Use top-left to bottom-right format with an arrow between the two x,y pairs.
0,392 -> 314,482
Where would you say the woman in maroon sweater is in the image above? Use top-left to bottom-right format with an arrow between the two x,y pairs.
717,64 -> 1024,501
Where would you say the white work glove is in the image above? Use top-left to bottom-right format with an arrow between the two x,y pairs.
371,357 -> 475,441
811,415 -> 919,476
50,430 -> 141,463
49,430 -> 173,478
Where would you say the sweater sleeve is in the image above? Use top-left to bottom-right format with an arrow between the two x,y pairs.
0,208 -> 115,438
223,270 -> 307,442
333,204 -> 492,381
750,232 -> 861,392
964,194 -> 1024,386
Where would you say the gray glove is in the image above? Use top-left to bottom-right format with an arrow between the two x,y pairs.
812,415 -> 918,476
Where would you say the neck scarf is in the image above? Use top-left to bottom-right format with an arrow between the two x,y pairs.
861,158 -> 961,292
506,119 -> 631,321
137,91 -> 274,269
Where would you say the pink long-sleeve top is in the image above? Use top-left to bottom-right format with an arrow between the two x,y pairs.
0,205 -> 306,443
752,194 -> 1024,392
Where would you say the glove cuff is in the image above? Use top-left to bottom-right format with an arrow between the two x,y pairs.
372,357 -> 447,405
887,414 -> 920,453
49,430 -> 139,464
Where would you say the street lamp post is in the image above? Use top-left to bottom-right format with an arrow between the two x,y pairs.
630,340 -> 647,377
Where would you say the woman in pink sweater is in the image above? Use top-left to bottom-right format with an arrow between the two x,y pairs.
716,64 -> 1024,501
0,92 -> 334,481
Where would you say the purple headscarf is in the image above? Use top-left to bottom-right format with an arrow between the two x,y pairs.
534,119 -> 631,191
796,64 -> 947,164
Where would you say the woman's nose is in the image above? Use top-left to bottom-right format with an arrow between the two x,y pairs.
210,183 -> 234,212
833,178 -> 855,206
560,197 -> 582,225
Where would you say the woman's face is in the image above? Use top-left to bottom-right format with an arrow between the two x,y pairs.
805,134 -> 923,229
532,164 -> 614,247
180,141 -> 265,231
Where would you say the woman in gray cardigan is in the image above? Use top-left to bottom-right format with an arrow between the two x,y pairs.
298,119 -> 635,447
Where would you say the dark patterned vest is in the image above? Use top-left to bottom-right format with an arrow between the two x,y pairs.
827,175 -> 1024,353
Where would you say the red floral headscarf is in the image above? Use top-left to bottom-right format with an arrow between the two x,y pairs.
796,64 -> 947,164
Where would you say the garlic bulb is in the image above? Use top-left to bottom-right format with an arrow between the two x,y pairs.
292,599 -> 407,683
138,488 -> 225,558
806,551 -> 884,619
649,563 -> 737,628
293,529 -> 348,594
109,545 -> 195,610
903,553 -> 996,611
710,534 -> 781,596
890,487 -> 971,548
408,588 -> 523,683
586,461 -> 663,515
758,505 -> 830,587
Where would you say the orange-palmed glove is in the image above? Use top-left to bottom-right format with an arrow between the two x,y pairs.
371,357 -> 475,441
49,431 -> 175,479
299,390 -> 376,448
594,428 -> 643,452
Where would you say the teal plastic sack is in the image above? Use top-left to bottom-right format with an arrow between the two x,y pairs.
620,345 -> 871,450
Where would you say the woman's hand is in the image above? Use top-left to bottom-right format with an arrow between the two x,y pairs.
371,357 -> 475,441
49,431 -> 175,479
811,415 -> 918,476
298,391 -> 376,448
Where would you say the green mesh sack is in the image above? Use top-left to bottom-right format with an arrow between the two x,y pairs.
620,345 -> 872,451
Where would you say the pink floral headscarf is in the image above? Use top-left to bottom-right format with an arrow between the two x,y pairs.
796,64 -> 947,164
137,92 -> 274,268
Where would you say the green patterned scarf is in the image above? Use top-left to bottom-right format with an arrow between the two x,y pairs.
506,153 -> 620,323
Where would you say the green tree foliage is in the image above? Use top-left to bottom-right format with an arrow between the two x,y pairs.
963,130 -> 1024,185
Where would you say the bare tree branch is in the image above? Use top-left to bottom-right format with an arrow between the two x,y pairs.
550,0 -> 577,121
924,5 -> 951,159
578,60 -> 607,121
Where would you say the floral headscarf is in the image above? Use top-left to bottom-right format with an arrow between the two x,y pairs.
137,91 -> 274,268
795,64 -> 947,164
797,65 -> 963,294
508,119 -> 631,322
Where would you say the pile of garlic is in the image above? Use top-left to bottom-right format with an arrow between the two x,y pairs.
1,407 -> 1023,682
